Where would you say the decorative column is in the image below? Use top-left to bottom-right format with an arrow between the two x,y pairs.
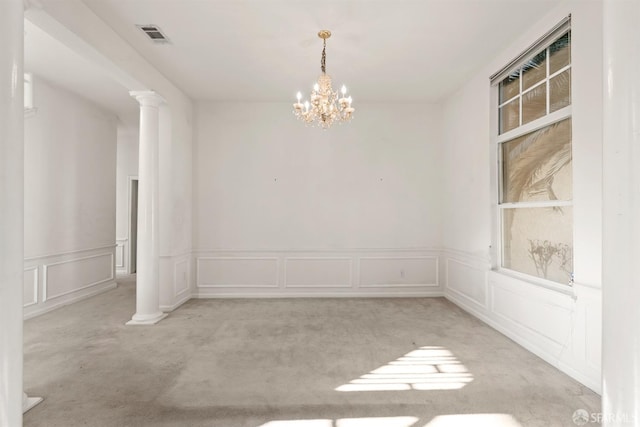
1,0 -> 25,424
602,0 -> 640,425
127,91 -> 167,325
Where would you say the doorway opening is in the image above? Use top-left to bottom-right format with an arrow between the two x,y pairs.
129,177 -> 139,274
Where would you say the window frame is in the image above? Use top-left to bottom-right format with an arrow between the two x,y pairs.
490,22 -> 574,291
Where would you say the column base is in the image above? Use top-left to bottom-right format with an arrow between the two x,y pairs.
23,393 -> 43,414
126,312 -> 168,326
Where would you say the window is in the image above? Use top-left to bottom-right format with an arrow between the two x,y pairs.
492,19 -> 572,285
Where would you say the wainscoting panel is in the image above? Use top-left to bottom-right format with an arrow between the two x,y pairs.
445,258 -> 487,307
44,252 -> 114,302
175,258 -> 190,296
23,267 -> 38,308
284,258 -> 352,288
115,238 -> 127,273
442,249 -> 601,393
24,245 -> 117,319
159,253 -> 192,312
196,257 -> 279,288
359,256 -> 438,287
193,249 -> 442,297
490,280 -> 571,346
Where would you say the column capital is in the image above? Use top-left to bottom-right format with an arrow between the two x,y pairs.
130,90 -> 165,107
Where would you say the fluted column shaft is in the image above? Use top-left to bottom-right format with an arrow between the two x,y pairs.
127,91 -> 167,325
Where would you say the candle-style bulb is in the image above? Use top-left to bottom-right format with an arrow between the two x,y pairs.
341,85 -> 347,95
304,101 -> 310,111
348,96 -> 352,105
296,92 -> 302,102
313,83 -> 319,92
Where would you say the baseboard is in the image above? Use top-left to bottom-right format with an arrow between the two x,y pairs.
194,290 -> 444,299
445,287 -> 601,394
24,280 -> 117,320
160,292 -> 191,312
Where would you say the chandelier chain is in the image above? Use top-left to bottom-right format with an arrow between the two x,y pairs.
321,38 -> 326,74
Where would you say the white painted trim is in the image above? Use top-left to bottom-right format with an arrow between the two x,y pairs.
441,248 -> 491,266
442,250 -> 600,394
283,257 -> 353,289
195,256 -> 280,288
193,290 -> 444,299
174,258 -> 190,296
160,251 -> 191,259
497,100 -> 572,143
445,287 -> 599,393
115,241 -> 126,269
43,252 -> 114,302
192,247 -> 440,254
22,395 -> 43,414
24,281 -> 117,320
358,255 -> 439,288
23,266 -> 38,308
492,267 -> 575,296
499,200 -> 573,209
445,257 -> 489,307
24,244 -> 117,261
160,292 -> 191,312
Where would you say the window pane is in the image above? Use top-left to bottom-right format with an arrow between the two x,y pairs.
549,32 -> 571,74
501,118 -> 572,203
500,73 -> 519,104
499,98 -> 520,134
522,50 -> 547,90
522,83 -> 547,124
550,69 -> 571,112
502,206 -> 573,284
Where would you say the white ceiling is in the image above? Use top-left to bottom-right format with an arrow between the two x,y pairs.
24,19 -> 140,128
81,0 -> 562,103
24,0 -> 562,124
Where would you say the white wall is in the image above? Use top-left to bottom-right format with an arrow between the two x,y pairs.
115,127 -> 138,275
23,76 -> 117,318
441,0 -> 603,392
28,0 -> 195,312
192,102 -> 443,297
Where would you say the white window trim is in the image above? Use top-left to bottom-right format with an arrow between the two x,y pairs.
490,24 -> 573,291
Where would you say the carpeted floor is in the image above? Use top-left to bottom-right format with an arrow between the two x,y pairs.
23,281 -> 600,426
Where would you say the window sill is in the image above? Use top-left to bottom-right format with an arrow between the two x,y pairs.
490,268 -> 575,298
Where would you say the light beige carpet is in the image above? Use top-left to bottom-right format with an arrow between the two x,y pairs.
24,281 -> 600,426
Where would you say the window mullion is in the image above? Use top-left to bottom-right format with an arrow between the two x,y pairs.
546,47 -> 550,115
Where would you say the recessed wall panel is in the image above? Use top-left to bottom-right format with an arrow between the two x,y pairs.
197,257 -> 278,287
359,257 -> 438,287
115,242 -> 125,268
285,258 -> 352,288
491,284 -> 570,345
446,258 -> 486,305
44,253 -> 114,301
23,267 -> 38,307
174,259 -> 190,295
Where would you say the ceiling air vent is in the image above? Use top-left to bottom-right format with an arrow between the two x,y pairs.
136,25 -> 170,44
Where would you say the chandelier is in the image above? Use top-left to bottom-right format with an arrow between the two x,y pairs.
293,30 -> 354,129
